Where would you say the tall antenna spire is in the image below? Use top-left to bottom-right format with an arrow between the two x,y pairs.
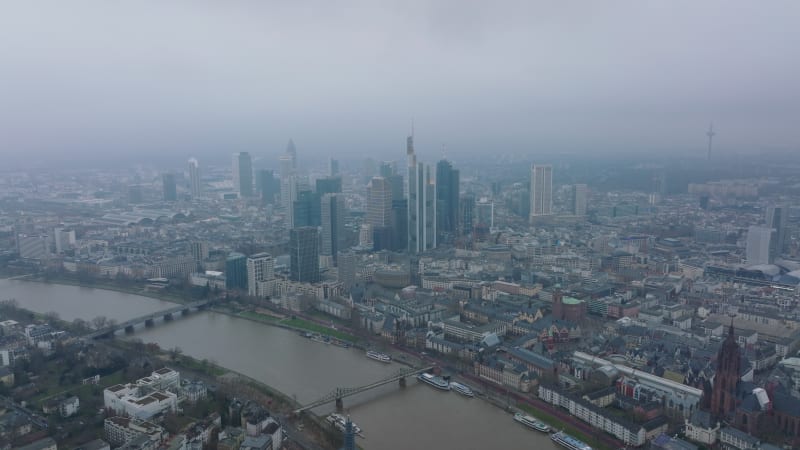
706,122 -> 716,161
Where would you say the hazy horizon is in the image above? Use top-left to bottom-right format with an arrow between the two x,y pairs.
1,1 -> 799,169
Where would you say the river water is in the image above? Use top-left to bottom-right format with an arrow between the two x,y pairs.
1,279 -> 558,450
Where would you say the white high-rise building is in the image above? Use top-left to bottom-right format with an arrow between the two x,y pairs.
572,184 -> 587,216
53,228 -> 76,254
367,177 -> 392,227
188,158 -> 201,198
746,226 -> 776,265
407,135 -> 436,253
246,253 -> 274,297
530,164 -> 553,221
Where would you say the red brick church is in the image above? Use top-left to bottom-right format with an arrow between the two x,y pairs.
701,322 -> 800,446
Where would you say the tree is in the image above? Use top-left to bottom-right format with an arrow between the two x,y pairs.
168,346 -> 183,362
91,316 -> 108,330
43,311 -> 60,326
72,318 -> 90,333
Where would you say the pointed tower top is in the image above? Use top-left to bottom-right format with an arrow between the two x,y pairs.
286,139 -> 296,155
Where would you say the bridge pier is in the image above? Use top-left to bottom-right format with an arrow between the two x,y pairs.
145,318 -> 154,327
163,313 -> 173,322
335,397 -> 343,412
124,325 -> 135,334
399,377 -> 406,388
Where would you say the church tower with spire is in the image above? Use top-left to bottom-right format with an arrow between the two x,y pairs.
709,322 -> 741,420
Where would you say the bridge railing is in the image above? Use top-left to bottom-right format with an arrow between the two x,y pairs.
294,366 -> 433,413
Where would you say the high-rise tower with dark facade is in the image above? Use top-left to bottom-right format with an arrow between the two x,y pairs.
290,227 -> 319,283
233,152 -> 253,197
256,169 -> 279,205
321,193 -> 346,264
162,173 -> 177,202
767,205 -> 788,256
435,159 -> 459,242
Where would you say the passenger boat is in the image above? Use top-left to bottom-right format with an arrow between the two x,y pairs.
417,372 -> 450,390
326,413 -> 363,435
551,431 -> 593,450
310,334 -> 329,344
366,350 -> 391,363
513,412 -> 550,432
449,382 -> 474,397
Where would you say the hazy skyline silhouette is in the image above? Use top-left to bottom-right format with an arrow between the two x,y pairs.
1,1 -> 799,169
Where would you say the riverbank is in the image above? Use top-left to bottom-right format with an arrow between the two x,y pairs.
5,276 -> 616,449
14,274 -> 195,305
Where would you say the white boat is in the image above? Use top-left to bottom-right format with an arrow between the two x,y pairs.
366,350 -> 391,363
417,372 -> 450,390
514,412 -> 550,432
326,413 -> 362,435
551,431 -> 592,450
450,382 -> 474,397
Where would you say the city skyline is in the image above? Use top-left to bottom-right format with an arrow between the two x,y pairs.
1,1 -> 799,169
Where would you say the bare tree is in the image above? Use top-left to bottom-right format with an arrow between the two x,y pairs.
91,316 -> 108,330
168,346 -> 183,362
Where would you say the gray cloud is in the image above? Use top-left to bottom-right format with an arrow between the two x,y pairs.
0,0 -> 798,168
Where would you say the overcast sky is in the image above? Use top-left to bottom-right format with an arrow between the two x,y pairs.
1,1 -> 798,169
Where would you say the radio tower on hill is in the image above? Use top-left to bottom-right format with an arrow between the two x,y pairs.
706,122 -> 716,161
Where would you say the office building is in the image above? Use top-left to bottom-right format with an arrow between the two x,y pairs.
746,226 -> 776,265
321,194 -> 346,264
54,228 -> 76,254
407,135 -> 436,253
281,174 -> 298,213
189,241 -> 208,271
367,177 -> 392,228
391,199 -> 408,251
328,158 -> 339,176
315,176 -> 342,196
128,184 -> 144,204
285,139 -> 297,171
256,169 -> 279,205
232,152 -> 253,197
292,189 -> 320,228
529,164 -> 553,221
459,194 -> 475,236
572,184 -> 588,216
436,159 -> 460,241
162,173 -> 177,202
337,250 -> 356,290
18,234 -> 49,260
225,252 -> 248,290
766,205 -> 788,255
188,158 -> 201,198
290,227 -> 320,283
380,161 -> 404,201
247,253 -> 274,297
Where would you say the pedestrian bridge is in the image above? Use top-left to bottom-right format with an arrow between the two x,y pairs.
83,299 -> 213,339
294,365 -> 434,414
